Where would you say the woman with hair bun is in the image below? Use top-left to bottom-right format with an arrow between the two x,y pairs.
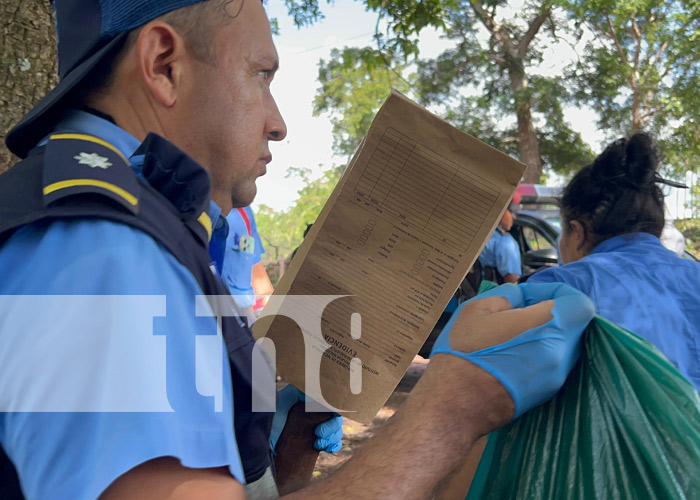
529,132 -> 700,392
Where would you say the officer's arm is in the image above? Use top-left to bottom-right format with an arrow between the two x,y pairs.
251,261 -> 274,307
101,284 -> 591,500
100,458 -> 246,499
497,237 -> 522,283
100,356 -> 509,500
503,272 -> 519,283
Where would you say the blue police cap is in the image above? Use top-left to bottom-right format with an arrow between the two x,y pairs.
6,0 -> 209,159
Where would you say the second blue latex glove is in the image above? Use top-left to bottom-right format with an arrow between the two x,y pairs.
314,414 -> 343,453
430,282 -> 595,418
270,384 -> 344,453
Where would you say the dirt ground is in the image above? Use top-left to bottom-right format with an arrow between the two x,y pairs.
312,355 -> 429,481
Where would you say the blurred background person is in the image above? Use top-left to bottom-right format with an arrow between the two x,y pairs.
478,199 -> 522,283
223,207 -> 274,325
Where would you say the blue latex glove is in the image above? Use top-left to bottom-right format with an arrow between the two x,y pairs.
313,414 -> 344,454
430,282 -> 595,418
270,385 -> 344,453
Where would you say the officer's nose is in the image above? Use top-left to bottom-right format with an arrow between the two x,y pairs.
266,95 -> 287,142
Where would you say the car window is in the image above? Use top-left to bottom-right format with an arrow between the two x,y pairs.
543,216 -> 561,232
522,226 -> 555,251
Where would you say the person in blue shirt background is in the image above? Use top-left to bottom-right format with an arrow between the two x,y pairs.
478,200 -> 522,283
529,132 -> 700,392
224,206 -> 274,324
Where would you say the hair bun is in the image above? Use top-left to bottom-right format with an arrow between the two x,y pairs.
590,138 -> 627,186
560,132 -> 665,247
624,132 -> 659,188
590,132 -> 659,190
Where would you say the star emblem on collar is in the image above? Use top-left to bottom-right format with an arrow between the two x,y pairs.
74,152 -> 112,169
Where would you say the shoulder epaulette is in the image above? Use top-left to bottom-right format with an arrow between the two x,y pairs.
43,133 -> 141,214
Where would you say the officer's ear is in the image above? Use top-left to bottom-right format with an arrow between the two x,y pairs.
135,21 -> 188,108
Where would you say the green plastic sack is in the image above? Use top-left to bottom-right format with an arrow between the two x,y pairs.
467,316 -> 700,499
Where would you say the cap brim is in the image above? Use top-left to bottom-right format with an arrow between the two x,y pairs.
508,202 -> 520,213
5,32 -> 128,159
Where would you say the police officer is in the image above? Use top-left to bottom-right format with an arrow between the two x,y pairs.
0,1 -> 594,498
223,206 -> 273,323
529,132 -> 700,392
478,200 -> 522,283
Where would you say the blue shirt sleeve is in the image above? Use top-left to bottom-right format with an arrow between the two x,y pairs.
0,219 -> 245,500
495,235 -> 521,276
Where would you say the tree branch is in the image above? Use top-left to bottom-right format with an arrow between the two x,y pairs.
643,88 -> 656,118
639,99 -> 657,123
632,17 -> 642,40
641,40 -> 669,81
517,2 -> 552,58
372,14 -> 412,88
604,12 -> 628,66
658,63 -> 673,81
469,0 -> 517,57
632,18 -> 642,73
489,55 -> 507,67
642,15 -> 693,81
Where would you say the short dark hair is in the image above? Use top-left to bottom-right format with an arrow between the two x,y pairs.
560,132 -> 665,248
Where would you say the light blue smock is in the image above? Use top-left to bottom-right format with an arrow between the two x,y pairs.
0,110 -> 245,500
529,232 -> 700,392
478,229 -> 522,277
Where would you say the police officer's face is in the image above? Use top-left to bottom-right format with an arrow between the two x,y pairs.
177,0 -> 287,214
499,209 -> 514,231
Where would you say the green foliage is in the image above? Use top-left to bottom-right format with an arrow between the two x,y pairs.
296,0 -> 594,179
365,0 -> 455,59
313,47 -> 412,157
436,74 -> 594,180
412,0 -> 594,178
676,218 -> 700,259
531,77 -> 596,175
566,0 -> 700,178
282,0 -> 327,27
255,166 -> 342,260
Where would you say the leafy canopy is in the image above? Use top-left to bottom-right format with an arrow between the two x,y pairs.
566,0 -> 700,179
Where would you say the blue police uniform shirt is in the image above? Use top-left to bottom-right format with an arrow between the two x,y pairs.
0,110 -> 246,499
529,232 -> 700,392
478,229 -> 521,277
222,207 -> 265,309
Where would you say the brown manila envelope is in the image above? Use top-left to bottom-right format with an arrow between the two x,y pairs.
253,90 -> 526,424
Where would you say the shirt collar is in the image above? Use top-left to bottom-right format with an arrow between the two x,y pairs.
41,109 -> 141,159
42,109 -> 228,249
208,201 -> 230,275
210,202 -> 229,243
590,232 -> 661,255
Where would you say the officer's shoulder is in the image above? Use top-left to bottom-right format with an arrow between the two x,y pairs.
495,230 -> 517,247
3,218 -> 195,293
42,133 -> 141,214
9,218 -> 161,258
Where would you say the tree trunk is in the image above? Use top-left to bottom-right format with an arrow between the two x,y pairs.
1,0 -> 57,172
508,63 -> 542,184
